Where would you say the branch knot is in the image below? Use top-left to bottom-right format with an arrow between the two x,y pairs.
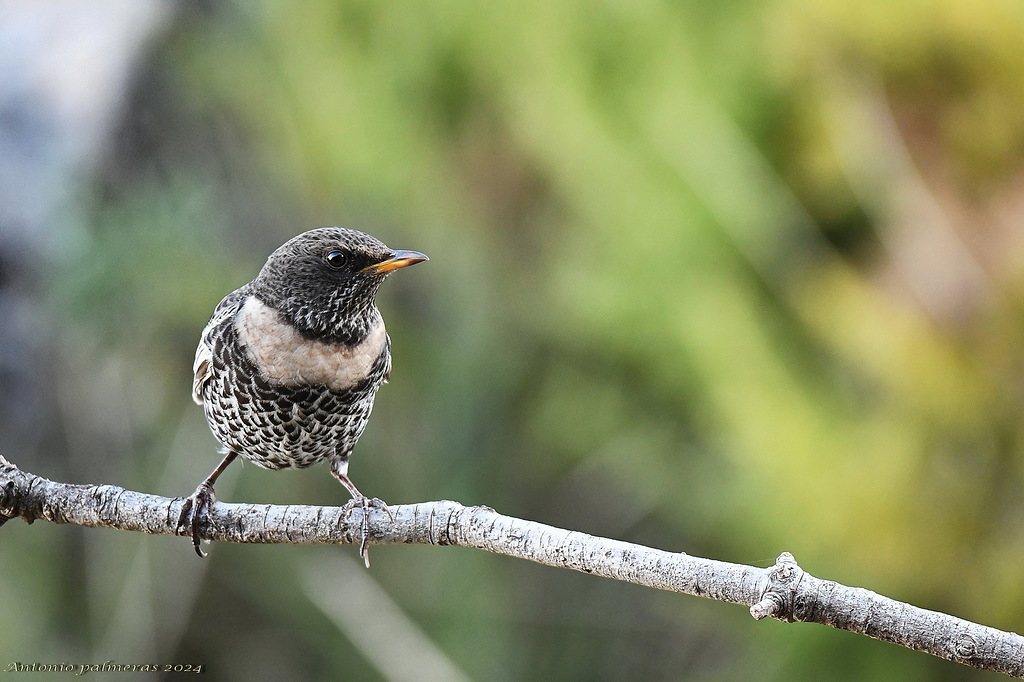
0,479 -> 17,525
749,552 -> 804,621
951,631 -> 978,661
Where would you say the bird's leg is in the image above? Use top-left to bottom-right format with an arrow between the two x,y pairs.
331,468 -> 392,567
177,450 -> 239,558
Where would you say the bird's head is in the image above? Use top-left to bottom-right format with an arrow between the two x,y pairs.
252,227 -> 428,344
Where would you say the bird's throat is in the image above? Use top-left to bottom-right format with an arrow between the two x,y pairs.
235,295 -> 387,391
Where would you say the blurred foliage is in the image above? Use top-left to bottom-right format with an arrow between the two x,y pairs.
3,0 -> 1024,680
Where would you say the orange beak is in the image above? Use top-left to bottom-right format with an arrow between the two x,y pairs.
359,249 -> 429,275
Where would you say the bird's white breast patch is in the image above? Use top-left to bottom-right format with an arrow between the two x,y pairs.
235,295 -> 386,391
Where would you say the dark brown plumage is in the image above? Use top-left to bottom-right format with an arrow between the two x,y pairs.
177,227 -> 427,560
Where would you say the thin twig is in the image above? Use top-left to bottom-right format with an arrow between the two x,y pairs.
1,455 -> 1021,677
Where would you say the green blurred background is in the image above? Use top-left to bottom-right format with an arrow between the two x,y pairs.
2,0 -> 1023,679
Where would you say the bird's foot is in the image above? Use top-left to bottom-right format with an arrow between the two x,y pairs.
177,482 -> 217,558
341,496 -> 392,567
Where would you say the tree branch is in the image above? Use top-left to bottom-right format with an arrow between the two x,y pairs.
2,454 -> 1021,677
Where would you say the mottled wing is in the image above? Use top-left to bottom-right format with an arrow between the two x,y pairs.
192,341 -> 212,405
192,289 -> 247,405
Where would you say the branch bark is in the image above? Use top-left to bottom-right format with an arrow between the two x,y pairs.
2,454 -> 1021,677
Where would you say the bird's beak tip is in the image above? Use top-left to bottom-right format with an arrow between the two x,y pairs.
359,250 -> 429,275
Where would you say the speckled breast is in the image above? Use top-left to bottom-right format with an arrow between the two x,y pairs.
200,311 -> 390,471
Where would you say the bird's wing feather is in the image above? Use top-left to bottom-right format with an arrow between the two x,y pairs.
192,290 -> 246,405
191,340 -> 212,405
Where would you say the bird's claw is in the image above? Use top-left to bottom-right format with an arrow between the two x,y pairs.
342,496 -> 392,567
177,483 -> 216,558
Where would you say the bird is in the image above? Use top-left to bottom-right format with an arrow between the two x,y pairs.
177,227 -> 428,562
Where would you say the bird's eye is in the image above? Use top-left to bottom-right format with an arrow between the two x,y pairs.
325,251 -> 347,269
